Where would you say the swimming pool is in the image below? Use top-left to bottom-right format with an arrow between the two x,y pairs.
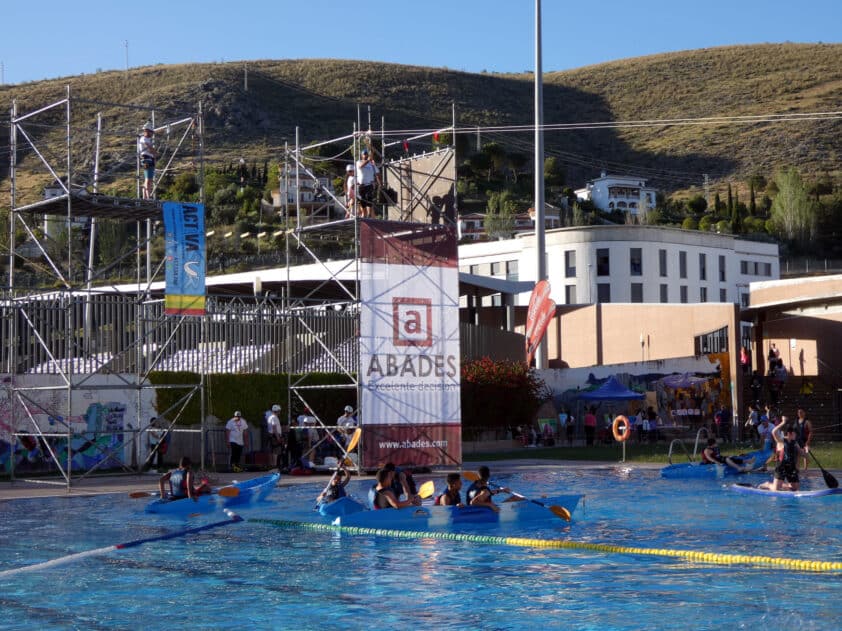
1,466 -> 840,630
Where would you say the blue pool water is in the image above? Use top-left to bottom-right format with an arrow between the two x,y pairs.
1,466 -> 841,630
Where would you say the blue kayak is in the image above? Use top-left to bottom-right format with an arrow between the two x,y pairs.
145,473 -> 280,515
328,494 -> 583,530
728,483 -> 842,498
660,448 -> 772,480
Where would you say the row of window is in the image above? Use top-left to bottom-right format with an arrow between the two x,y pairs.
564,283 -> 730,304
462,260 -> 520,281
565,248 -> 740,282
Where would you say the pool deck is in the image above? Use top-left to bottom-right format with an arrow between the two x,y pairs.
0,460 -> 647,501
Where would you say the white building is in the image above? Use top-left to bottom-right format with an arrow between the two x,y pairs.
458,225 -> 779,310
575,172 -> 657,215
458,207 -> 562,241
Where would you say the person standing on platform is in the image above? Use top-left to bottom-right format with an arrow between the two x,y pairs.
355,148 -> 380,218
138,123 -> 157,200
225,410 -> 249,473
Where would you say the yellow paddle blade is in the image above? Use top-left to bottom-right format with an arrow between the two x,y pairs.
346,427 -> 362,453
217,486 -> 240,498
462,471 -> 480,482
417,480 -> 435,499
550,505 -> 571,521
128,491 -> 154,499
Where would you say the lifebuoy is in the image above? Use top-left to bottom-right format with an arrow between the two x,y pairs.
612,415 -> 632,442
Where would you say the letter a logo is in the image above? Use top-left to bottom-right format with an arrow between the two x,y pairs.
392,297 -> 433,347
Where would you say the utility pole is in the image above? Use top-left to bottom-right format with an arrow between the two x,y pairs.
244,64 -> 248,91
124,40 -> 129,74
1,61 -> 4,85
533,0 -> 547,369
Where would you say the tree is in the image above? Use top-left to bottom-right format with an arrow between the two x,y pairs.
686,195 -> 707,215
682,216 -> 698,230
727,183 -> 733,215
749,180 -> 756,216
769,168 -> 818,249
484,191 -> 517,239
543,156 -> 565,188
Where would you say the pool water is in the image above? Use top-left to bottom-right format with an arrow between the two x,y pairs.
1,467 -> 841,630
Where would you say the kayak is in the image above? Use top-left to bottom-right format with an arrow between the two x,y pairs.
728,483 -> 842,498
328,494 -> 583,530
660,448 -> 773,480
145,473 -> 280,515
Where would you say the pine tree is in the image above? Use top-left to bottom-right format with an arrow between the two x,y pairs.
749,181 -> 756,216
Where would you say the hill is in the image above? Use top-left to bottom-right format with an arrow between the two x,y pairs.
0,43 -> 840,202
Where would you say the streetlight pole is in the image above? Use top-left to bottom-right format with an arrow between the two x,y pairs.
533,0 -> 547,369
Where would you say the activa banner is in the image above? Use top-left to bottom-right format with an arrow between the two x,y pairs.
163,202 -> 206,316
358,220 -> 461,468
525,279 -> 556,365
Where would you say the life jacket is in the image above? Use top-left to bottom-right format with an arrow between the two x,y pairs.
701,446 -> 722,464
170,468 -> 188,498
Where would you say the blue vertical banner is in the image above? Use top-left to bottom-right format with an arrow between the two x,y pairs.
163,202 -> 206,316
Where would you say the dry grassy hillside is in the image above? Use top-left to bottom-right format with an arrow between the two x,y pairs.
1,43 -> 840,201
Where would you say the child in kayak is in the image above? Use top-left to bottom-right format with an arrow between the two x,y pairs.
159,457 -> 212,501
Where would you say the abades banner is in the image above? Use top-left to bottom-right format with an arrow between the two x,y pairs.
359,220 -> 461,469
163,202 -> 206,316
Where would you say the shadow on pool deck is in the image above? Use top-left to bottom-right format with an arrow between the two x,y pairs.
0,460 -> 659,501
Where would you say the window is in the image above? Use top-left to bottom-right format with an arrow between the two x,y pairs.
679,251 -> 687,279
659,249 -> 668,277
700,287 -> 708,302
596,249 -> 610,276
699,253 -> 707,281
718,255 -> 726,282
564,251 -> 576,278
660,284 -> 668,303
740,292 -> 750,308
469,264 -> 479,275
597,283 -> 611,303
506,260 -> 519,280
630,248 -> 642,276
491,262 -> 503,276
680,285 -> 688,303
491,294 -> 502,307
720,288 -> 727,302
631,283 -> 643,303
565,285 -> 577,305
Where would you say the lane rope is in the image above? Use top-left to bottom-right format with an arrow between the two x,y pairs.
249,518 -> 842,573
0,510 -> 243,579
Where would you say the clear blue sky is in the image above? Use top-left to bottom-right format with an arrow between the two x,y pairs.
1,0 -> 839,85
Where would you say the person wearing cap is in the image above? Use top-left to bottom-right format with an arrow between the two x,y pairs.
336,405 -> 357,446
355,148 -> 380,218
225,410 -> 249,473
344,163 -> 356,218
137,122 -> 157,200
159,456 -> 212,501
266,404 -> 284,472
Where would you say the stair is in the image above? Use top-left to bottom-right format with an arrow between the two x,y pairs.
744,375 -> 841,441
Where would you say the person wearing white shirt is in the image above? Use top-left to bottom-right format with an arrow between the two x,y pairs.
137,123 -> 157,200
225,411 -> 249,473
355,148 -> 380,218
266,405 -> 283,472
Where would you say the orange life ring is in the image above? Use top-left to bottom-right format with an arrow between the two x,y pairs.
612,415 -> 632,442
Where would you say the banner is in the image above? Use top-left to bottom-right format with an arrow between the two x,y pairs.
163,202 -> 206,316
359,220 -> 461,468
525,279 -> 556,365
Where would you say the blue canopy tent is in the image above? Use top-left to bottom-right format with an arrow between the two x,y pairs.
579,376 -> 645,401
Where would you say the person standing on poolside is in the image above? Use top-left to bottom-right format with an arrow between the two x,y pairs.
225,410 -> 249,473
159,456 -> 211,501
466,465 -> 511,513
266,404 -> 284,473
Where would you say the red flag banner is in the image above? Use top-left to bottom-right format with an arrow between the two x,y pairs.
525,280 -> 555,364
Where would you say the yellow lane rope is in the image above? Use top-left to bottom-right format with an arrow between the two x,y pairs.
249,519 -> 842,573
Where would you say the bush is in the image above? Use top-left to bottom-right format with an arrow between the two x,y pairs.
461,358 -> 550,431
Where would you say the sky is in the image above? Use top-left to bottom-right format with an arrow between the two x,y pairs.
1,0 -> 839,85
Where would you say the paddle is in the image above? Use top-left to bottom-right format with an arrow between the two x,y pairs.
416,480 -> 435,500
129,486 -> 240,499
809,451 -> 839,489
315,428 -> 362,505
462,471 -> 571,521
